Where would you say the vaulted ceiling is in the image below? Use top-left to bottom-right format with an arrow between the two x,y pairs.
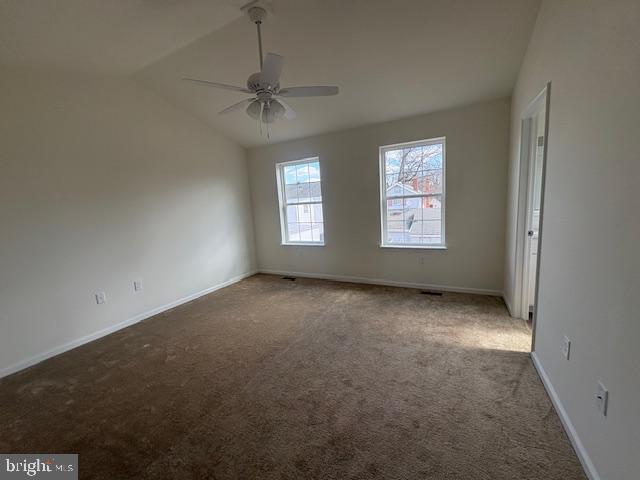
0,0 -> 247,75
1,0 -> 541,147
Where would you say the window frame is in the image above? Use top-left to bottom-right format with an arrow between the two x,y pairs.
379,137 -> 447,249
275,157 -> 325,247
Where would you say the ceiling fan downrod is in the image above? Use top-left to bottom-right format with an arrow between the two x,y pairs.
248,6 -> 268,70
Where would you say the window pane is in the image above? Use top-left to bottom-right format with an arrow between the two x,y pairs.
295,164 -> 310,183
411,201 -> 424,221
425,194 -> 442,210
387,220 -> 404,233
422,143 -> 443,170
408,198 -> 418,239
296,204 -> 312,223
408,220 -> 424,243
422,169 -> 443,195
386,199 -> 404,238
285,183 -> 299,202
296,183 -> 311,203
287,223 -> 300,242
422,220 -> 442,244
309,181 -> 322,202
311,223 -> 324,242
286,205 -> 298,223
385,173 -> 398,190
384,149 -> 402,174
284,165 -> 297,185
308,161 -> 321,182
298,223 -> 313,242
311,204 -> 323,223
387,198 -> 402,210
387,218 -> 404,243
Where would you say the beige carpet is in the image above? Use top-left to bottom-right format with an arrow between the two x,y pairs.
0,274 -> 586,479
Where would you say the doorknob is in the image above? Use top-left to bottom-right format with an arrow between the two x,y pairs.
528,230 -> 534,237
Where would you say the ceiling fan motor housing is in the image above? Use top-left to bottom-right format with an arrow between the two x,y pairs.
247,72 -> 278,96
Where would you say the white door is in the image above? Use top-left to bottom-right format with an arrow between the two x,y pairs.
526,124 -> 545,312
519,86 -> 548,322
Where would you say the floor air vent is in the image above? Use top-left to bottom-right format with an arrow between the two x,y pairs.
420,290 -> 443,296
282,276 -> 297,281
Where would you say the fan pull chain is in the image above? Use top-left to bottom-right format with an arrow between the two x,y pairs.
258,102 -> 264,137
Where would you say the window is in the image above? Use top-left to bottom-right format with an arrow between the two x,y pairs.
379,137 -> 446,248
276,158 -> 325,245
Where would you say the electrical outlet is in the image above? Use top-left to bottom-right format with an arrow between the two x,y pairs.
562,336 -> 571,360
596,381 -> 608,416
95,292 -> 106,304
133,279 -> 143,292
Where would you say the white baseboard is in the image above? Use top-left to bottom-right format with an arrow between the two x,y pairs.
502,292 -> 515,317
530,352 -> 600,480
0,270 -> 257,379
259,269 -> 502,296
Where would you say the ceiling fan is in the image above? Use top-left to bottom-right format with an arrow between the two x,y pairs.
183,3 -> 339,137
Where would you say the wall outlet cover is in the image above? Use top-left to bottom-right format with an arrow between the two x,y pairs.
95,292 -> 106,304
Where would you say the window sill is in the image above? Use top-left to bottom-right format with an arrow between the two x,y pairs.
281,242 -> 325,247
380,244 -> 447,250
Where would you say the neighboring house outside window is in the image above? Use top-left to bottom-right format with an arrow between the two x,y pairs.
379,138 -> 446,248
275,158 -> 325,245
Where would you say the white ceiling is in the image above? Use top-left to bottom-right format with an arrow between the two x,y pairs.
0,0 -> 247,75
1,0 -> 541,147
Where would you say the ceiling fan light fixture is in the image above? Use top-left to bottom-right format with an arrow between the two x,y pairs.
246,100 -> 262,119
270,100 -> 285,119
262,105 -> 276,124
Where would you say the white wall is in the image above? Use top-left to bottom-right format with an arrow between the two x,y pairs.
248,98 -> 510,293
0,68 -> 256,375
504,1 -> 640,478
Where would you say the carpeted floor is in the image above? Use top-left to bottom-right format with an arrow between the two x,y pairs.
0,274 -> 586,479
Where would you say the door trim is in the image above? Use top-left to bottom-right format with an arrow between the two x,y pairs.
514,82 -> 551,352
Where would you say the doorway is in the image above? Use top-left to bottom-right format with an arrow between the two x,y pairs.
516,83 -> 550,350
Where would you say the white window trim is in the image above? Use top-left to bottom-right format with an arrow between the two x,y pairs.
379,137 -> 447,249
275,157 -> 325,246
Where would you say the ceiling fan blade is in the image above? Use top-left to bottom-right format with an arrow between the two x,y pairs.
182,78 -> 252,93
278,86 -> 339,97
273,99 -> 296,120
260,53 -> 284,87
219,98 -> 256,115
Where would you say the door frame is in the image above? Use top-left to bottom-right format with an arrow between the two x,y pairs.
514,82 -> 551,352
